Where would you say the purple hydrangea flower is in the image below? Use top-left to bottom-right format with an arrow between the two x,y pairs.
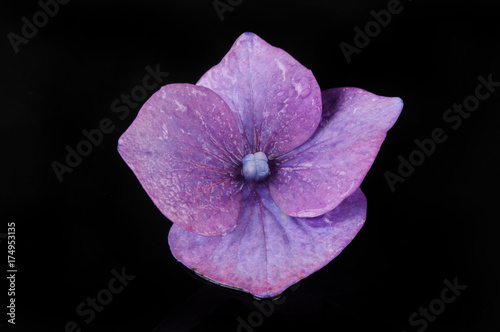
118,32 -> 403,298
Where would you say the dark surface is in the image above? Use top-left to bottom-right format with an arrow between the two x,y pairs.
2,0 -> 499,331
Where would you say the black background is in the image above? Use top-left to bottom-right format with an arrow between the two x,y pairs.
2,0 -> 500,331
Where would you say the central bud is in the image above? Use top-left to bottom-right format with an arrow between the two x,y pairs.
242,152 -> 270,182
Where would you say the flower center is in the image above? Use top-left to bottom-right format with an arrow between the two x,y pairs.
242,152 -> 270,182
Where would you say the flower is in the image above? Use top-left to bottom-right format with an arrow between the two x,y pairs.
118,32 -> 403,298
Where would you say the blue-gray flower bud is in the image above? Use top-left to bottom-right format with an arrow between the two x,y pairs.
242,152 -> 270,182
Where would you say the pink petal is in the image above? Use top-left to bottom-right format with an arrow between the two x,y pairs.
197,32 -> 322,158
168,185 -> 367,298
118,83 -> 244,236
269,87 -> 403,217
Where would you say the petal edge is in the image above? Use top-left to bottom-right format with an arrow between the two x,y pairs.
197,32 -> 322,158
118,83 -> 244,236
269,87 -> 403,217
168,185 -> 367,298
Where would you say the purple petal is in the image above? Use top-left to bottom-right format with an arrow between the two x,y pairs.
269,87 -> 403,217
118,83 -> 244,236
197,32 -> 322,158
168,185 -> 366,298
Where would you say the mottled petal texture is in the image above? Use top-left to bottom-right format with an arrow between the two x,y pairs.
269,87 -> 403,217
168,185 -> 367,298
197,32 -> 322,158
118,83 -> 244,236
